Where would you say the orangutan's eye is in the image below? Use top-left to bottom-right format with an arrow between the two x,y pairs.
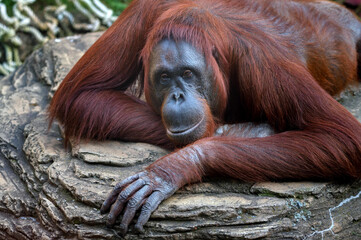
160,73 -> 169,84
183,70 -> 192,78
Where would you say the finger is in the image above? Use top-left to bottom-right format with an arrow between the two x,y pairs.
101,172 -> 143,214
118,185 -> 153,236
134,191 -> 165,233
106,179 -> 146,226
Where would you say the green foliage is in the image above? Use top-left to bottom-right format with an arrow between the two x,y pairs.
2,0 -> 14,15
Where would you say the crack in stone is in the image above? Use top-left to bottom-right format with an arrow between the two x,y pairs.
305,190 -> 361,240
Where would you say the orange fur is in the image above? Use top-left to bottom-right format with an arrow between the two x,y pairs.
49,0 -> 361,183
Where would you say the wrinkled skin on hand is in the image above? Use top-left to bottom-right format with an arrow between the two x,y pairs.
100,123 -> 274,235
100,171 -> 180,236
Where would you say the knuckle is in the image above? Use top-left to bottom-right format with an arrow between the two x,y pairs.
140,178 -> 147,185
142,202 -> 152,212
139,171 -> 147,177
154,189 -> 165,197
141,176 -> 150,184
119,191 -> 130,200
127,198 -> 139,208
107,213 -> 115,223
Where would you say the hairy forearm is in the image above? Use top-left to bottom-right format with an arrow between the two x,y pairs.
200,126 -> 361,181
147,119 -> 361,184
61,90 -> 173,149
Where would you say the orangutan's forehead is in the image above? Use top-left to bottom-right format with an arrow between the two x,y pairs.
150,39 -> 206,71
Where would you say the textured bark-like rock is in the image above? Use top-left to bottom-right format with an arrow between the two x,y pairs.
0,32 -> 361,240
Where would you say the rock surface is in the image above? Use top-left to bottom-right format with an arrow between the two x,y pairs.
0,32 -> 361,240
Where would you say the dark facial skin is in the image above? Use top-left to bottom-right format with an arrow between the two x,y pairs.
101,40 -> 224,236
147,39 -> 217,146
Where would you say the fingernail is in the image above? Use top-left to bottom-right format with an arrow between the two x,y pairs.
106,215 -> 114,227
100,207 -> 106,214
119,224 -> 128,236
134,224 -> 144,233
